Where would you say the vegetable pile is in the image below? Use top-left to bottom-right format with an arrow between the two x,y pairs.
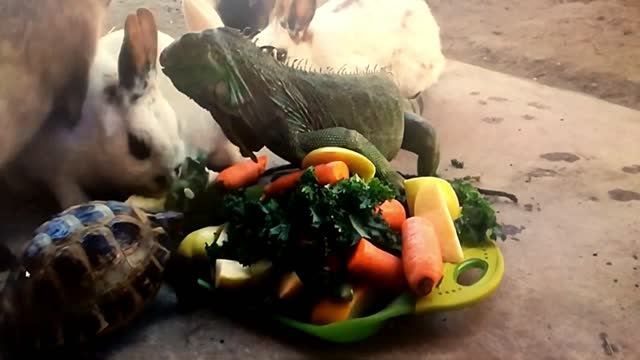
163,147 -> 506,325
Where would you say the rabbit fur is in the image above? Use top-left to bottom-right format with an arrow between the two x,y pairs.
3,9 -> 183,209
181,0 -> 434,113
209,0 -> 275,32
104,8 -> 245,172
253,0 -> 445,100
0,0 -> 111,171
5,8 -> 246,210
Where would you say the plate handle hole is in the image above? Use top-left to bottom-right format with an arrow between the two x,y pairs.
455,258 -> 489,286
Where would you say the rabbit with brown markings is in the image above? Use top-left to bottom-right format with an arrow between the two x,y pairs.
260,0 -> 444,100
101,5 -> 245,173
6,9 -> 188,210
0,0 -> 111,171
181,0 -> 441,113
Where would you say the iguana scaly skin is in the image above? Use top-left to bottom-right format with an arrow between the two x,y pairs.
159,27 -> 439,190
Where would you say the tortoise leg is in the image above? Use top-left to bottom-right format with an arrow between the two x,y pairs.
401,112 -> 440,176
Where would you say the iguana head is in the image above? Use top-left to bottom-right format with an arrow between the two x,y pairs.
159,27 -> 282,160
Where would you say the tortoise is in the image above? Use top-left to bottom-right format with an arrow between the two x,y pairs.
0,200 -> 185,355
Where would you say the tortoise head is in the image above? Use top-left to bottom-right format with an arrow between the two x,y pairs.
145,211 -> 186,252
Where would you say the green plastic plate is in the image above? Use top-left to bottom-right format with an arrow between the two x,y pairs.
273,240 -> 504,343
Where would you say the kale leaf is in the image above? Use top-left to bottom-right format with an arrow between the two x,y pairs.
207,168 -> 401,292
165,156 -> 227,233
450,179 -> 506,245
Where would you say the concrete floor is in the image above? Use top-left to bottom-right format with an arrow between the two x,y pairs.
13,60 -> 632,360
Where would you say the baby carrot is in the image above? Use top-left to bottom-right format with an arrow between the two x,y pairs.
215,156 -> 268,189
375,199 -> 407,231
262,161 -> 350,198
401,216 -> 444,297
346,238 -> 408,293
313,161 -> 349,185
263,170 -> 305,197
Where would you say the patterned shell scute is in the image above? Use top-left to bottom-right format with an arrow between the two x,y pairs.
1,200 -> 172,351
23,201 -> 150,264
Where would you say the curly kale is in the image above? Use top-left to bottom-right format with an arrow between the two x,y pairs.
165,156 -> 229,233
450,179 -> 506,245
207,168 -> 400,293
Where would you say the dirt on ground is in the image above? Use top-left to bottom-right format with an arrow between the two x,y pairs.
429,0 -> 640,111
106,0 -> 640,110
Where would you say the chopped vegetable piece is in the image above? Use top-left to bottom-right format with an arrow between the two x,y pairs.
301,146 -> 376,182
125,195 -> 166,213
215,156 -> 268,189
213,258 -> 273,289
263,170 -> 305,197
401,217 -> 444,297
313,161 -> 350,185
310,285 -> 376,325
346,238 -> 408,293
413,181 -> 464,263
262,161 -> 349,198
404,176 -> 461,220
214,259 -> 253,289
177,225 -> 224,259
278,272 -> 304,299
375,199 -> 407,231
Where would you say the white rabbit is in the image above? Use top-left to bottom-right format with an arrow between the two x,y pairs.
99,7 -> 244,172
0,0 -> 111,171
180,0 -> 443,112
4,9 -> 190,209
255,0 -> 445,99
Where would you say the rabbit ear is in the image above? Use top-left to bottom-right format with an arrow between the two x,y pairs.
182,0 -> 225,32
118,8 -> 158,91
285,0 -> 316,37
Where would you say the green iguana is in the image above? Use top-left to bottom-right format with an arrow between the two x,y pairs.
159,27 -> 439,190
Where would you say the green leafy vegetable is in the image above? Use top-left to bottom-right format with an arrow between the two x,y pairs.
450,179 -> 506,245
165,156 -> 227,233
207,168 -> 400,295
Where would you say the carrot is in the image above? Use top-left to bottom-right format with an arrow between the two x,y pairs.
375,199 -> 407,231
310,285 -> 376,325
346,238 -> 408,293
215,156 -> 268,189
263,170 -> 304,197
262,161 -> 349,198
401,216 -> 444,297
313,161 -> 349,185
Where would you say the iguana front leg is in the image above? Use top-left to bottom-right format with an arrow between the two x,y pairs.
295,127 -> 405,189
401,112 -> 440,176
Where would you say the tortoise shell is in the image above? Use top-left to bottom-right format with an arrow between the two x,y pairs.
0,200 -> 171,351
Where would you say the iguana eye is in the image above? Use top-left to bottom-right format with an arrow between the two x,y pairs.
276,48 -> 288,62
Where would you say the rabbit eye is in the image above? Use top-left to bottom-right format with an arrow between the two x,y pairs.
127,133 -> 151,160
